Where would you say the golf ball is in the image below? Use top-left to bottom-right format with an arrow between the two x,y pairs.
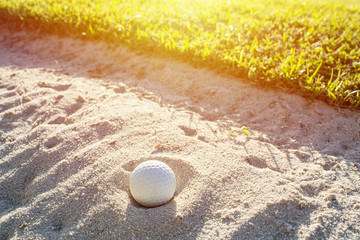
130,160 -> 176,207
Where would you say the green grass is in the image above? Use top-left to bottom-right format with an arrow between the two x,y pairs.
1,0 -> 360,109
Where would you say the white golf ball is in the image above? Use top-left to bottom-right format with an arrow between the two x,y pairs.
130,160 -> 176,207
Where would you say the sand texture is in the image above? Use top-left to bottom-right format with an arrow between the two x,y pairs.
0,25 -> 360,239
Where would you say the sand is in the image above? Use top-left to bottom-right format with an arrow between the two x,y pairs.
0,24 -> 359,240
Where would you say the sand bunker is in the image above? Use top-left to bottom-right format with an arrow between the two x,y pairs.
0,25 -> 359,239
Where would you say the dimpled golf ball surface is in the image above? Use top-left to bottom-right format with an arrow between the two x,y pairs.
130,160 -> 176,207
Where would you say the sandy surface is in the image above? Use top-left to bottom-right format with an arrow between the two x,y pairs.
0,24 -> 359,240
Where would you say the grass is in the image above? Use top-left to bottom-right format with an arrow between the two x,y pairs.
1,0 -> 360,109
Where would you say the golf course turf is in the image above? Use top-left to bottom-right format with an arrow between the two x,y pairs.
1,0 -> 359,109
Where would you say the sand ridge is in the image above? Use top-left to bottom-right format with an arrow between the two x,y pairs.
0,25 -> 359,239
